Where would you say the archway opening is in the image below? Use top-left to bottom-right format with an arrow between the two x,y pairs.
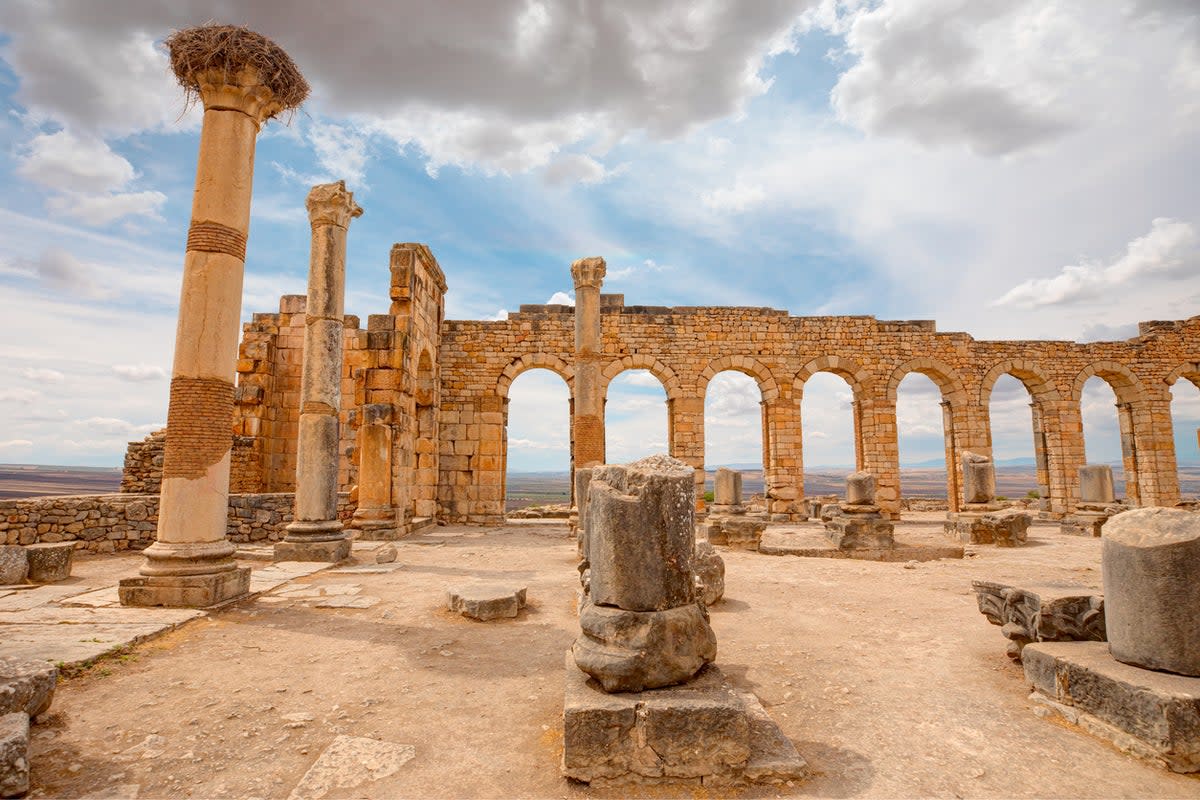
1080,376 -> 1126,499
1170,376 -> 1200,502
800,372 -> 858,502
704,371 -> 764,507
504,368 -> 571,516
895,373 -> 949,510
605,369 -> 669,463
987,374 -> 1042,503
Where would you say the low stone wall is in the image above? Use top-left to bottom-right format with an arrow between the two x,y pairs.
0,493 -> 355,553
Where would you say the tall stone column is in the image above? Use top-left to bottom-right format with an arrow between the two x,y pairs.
120,26 -> 308,608
276,181 -> 362,562
571,257 -> 606,471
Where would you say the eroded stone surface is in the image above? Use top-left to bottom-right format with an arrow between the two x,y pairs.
24,543 -> 73,583
693,540 -> 725,606
0,712 -> 29,799
0,658 -> 57,718
1103,507 -> 1200,676
446,584 -> 526,620
0,548 -> 27,587
287,734 -> 415,800
961,452 -> 996,505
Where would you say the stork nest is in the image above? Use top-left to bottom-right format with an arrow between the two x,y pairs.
165,24 -> 309,117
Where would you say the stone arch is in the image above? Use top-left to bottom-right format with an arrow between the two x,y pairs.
884,358 -> 969,405
600,355 -> 682,400
793,355 -> 872,400
697,355 -> 779,403
1070,361 -> 1146,405
496,353 -> 574,399
977,359 -> 1061,406
1165,362 -> 1200,392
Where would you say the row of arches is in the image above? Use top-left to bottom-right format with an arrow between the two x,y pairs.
498,355 -> 1200,516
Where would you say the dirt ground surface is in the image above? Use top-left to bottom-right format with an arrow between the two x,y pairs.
22,513 -> 1200,799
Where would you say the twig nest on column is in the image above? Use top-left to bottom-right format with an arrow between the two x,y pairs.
165,24 -> 309,120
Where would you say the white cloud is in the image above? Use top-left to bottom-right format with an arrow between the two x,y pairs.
702,181 -> 766,212
18,368 -> 65,383
0,439 -> 33,450
994,218 -> 1199,309
607,259 -> 673,281
17,130 -> 135,192
543,154 -> 609,186
546,291 -> 574,306
45,189 -> 166,227
0,388 -> 41,404
307,120 -> 370,186
112,364 -> 167,382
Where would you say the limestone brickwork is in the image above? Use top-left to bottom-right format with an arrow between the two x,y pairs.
126,244 -> 1200,527
2,494 -> 353,552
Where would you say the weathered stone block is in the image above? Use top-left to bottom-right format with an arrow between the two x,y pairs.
961,451 -> 996,505
825,514 -> 894,550
1060,511 -> 1109,537
1080,464 -> 1116,505
0,658 -> 57,717
714,468 -> 742,507
972,581 -> 1105,659
118,567 -> 251,608
0,547 -> 27,586
586,457 -> 695,612
573,599 -> 716,693
1103,508 -> 1200,676
1024,641 -> 1200,773
845,471 -> 875,505
947,509 -> 1030,545
446,584 -> 526,620
24,542 -> 73,583
693,540 -> 725,606
0,712 -> 29,799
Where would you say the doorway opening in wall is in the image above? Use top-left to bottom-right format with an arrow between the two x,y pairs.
1170,376 -> 1200,502
800,372 -> 857,503
895,373 -> 949,511
1079,376 -> 1127,500
504,369 -> 571,518
704,371 -> 764,508
605,369 -> 669,463
987,375 -> 1042,503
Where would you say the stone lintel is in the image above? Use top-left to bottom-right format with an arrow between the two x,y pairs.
1023,641 -> 1200,773
118,567 -> 250,608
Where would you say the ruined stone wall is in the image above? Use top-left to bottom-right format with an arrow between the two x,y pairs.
437,299 -> 1200,523
120,428 -> 165,493
1,493 -> 354,552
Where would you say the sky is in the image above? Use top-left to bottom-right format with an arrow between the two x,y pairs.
0,0 -> 1198,474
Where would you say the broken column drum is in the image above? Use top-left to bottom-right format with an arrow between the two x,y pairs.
120,26 -> 309,607
573,455 -> 716,693
276,181 -> 362,562
349,403 -> 396,539
825,471 -> 894,550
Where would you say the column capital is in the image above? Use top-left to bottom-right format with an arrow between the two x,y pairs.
571,256 -> 606,290
194,68 -> 287,126
307,181 -> 364,228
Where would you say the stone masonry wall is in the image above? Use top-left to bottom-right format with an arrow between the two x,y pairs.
1,493 -> 354,553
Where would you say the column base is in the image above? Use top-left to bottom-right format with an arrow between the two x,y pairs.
274,538 -> 351,562
119,567 -> 250,608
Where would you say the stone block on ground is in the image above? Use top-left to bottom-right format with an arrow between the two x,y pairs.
24,543 -> 73,583
948,509 -> 1031,545
704,516 -> 766,551
0,547 -> 27,587
845,472 -> 875,505
825,514 -> 894,550
0,658 -> 58,717
961,451 -> 996,505
1103,507 -> 1200,676
0,712 -> 29,799
562,654 -> 806,787
1024,641 -> 1200,773
972,581 -> 1105,659
446,584 -> 527,620
693,540 -> 725,606
1060,512 -> 1110,538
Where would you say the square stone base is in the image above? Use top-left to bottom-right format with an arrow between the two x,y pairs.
1059,513 -> 1108,537
825,515 -> 894,550
563,653 -> 806,787
273,538 -> 352,563
1024,641 -> 1200,772
118,567 -> 251,608
701,515 -> 767,550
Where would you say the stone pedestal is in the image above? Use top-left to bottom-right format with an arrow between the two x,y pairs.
277,182 -> 361,563
972,580 -> 1105,659
350,403 -> 397,540
826,472 -> 894,550
1024,641 -> 1200,773
711,468 -> 745,514
563,655 -> 807,787
946,507 -> 1029,545
700,515 -> 766,550
1103,507 -> 1200,676
24,543 -> 74,583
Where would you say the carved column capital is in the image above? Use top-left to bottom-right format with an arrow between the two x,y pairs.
194,67 -> 288,126
307,180 -> 364,228
571,256 -> 606,290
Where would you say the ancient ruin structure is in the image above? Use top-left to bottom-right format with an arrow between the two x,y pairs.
825,471 -> 894,550
1023,508 -> 1200,772
1060,464 -> 1120,537
123,250 -> 1200,534
274,181 -> 362,562
945,452 -> 1032,545
563,455 -> 805,786
120,25 -> 308,607
700,467 -> 767,550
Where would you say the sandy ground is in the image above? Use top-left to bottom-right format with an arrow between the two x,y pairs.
22,513 -> 1200,799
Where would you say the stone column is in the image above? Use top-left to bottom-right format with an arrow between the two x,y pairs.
667,394 -> 705,512
276,182 -> 362,562
571,257 -> 606,471
120,31 -> 306,608
349,403 -> 396,539
763,387 -> 803,520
